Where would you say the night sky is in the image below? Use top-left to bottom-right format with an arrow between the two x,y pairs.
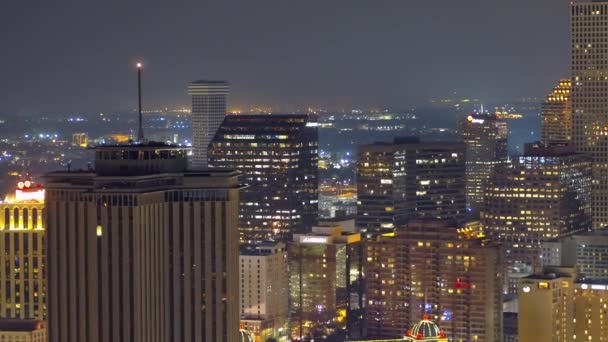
0,0 -> 569,114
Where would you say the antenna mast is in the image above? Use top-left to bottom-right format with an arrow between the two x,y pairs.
136,62 -> 144,142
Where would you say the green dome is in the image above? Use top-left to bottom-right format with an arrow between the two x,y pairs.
406,315 -> 447,340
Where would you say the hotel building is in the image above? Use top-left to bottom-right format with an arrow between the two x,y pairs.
44,143 -> 243,342
365,219 -> 503,341
0,181 -> 45,320
239,242 -> 289,341
289,224 -> 363,340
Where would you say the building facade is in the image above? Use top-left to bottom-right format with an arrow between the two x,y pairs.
0,181 -> 45,320
239,242 -> 289,341
289,224 -> 363,341
188,80 -> 230,169
542,79 -> 572,146
482,143 -> 592,292
542,232 -> 608,282
208,114 -> 318,245
458,113 -> 508,213
72,133 -> 89,147
44,144 -> 243,342
518,267 -> 575,342
571,1 -> 608,229
356,138 -> 466,236
365,219 -> 503,341
519,266 -> 608,342
0,319 -> 47,342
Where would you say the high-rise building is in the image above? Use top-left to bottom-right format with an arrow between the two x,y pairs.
356,137 -> 466,236
0,319 -> 47,342
0,181 -> 45,320
458,113 -> 508,213
289,224 -> 363,341
519,266 -> 608,342
188,80 -> 230,169
72,133 -> 89,147
518,267 -> 575,342
572,282 -> 608,341
44,143 -> 243,342
365,219 -> 503,341
541,79 -> 572,146
208,114 -> 318,245
482,143 -> 592,292
542,232 -> 608,282
571,1 -> 608,229
239,242 -> 289,341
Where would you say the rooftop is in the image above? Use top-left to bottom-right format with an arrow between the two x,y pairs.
0,319 -> 46,331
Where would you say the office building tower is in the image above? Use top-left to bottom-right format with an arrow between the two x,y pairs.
482,143 -> 592,292
542,79 -> 572,145
458,113 -> 508,213
542,232 -> 608,282
208,114 -> 318,245
572,1 -> 608,229
518,267 -> 575,342
0,319 -> 47,342
519,266 -> 608,342
356,137 -> 466,235
239,242 -> 289,341
72,133 -> 89,147
572,282 -> 608,341
365,219 -> 503,341
44,143 -> 243,342
0,181 -> 45,320
289,224 -> 363,341
188,80 -> 230,169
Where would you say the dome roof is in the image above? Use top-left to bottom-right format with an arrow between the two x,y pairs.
239,329 -> 255,342
406,315 -> 447,340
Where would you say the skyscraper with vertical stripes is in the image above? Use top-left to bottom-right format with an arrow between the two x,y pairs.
44,143 -> 243,342
188,80 -> 230,169
571,1 -> 608,229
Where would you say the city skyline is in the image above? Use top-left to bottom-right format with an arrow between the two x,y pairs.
1,0 -> 569,114
3,1 -> 608,342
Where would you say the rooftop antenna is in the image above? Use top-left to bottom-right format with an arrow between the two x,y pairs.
136,62 -> 144,142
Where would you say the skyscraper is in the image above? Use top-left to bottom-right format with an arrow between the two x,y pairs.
365,219 -> 503,341
289,224 -> 363,341
239,242 -> 289,341
482,143 -> 592,292
541,79 -> 572,146
518,266 -> 608,342
0,181 -> 45,320
458,113 -> 508,213
356,137 -> 466,235
518,267 -> 575,342
208,114 -> 319,245
542,232 -> 608,282
188,80 -> 230,169
44,143 -> 243,342
571,1 -> 608,229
